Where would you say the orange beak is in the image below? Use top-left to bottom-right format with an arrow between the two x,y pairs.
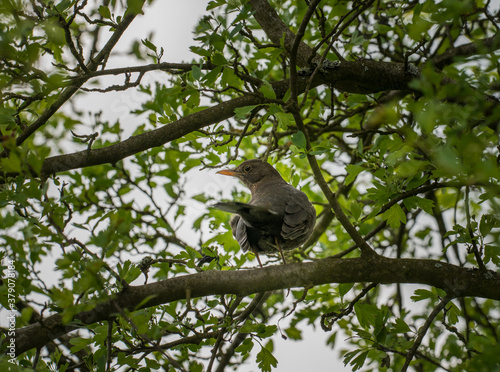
216,169 -> 238,177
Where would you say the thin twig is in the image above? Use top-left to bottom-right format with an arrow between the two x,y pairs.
321,283 -> 379,331
465,185 -> 486,271
402,295 -> 452,372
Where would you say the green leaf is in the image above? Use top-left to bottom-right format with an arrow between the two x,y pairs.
0,107 -> 16,125
446,301 -> 460,325
232,3 -> 252,24
309,147 -> 328,155
291,130 -> 306,149
411,289 -> 437,302
98,5 -> 111,19
407,16 -> 432,41
212,52 -> 228,66
186,90 -> 200,108
354,303 -> 379,329
55,0 -> 72,12
259,81 -> 276,99
203,66 -> 223,85
207,0 -> 226,11
339,283 -> 354,297
349,201 -> 363,221
240,323 -> 260,333
381,203 -> 406,229
234,105 -> 258,119
221,67 -> 242,88
145,357 -> 162,369
274,111 -> 292,128
345,164 -> 365,186
1,152 -> 21,173
392,318 -> 411,333
69,336 -> 92,353
126,0 -> 145,15
485,245 -> 500,265
141,38 -> 156,52
480,214 -> 498,236
403,196 -> 434,214
374,23 -> 392,34
256,345 -> 278,372
344,349 -> 369,371
235,338 -> 254,355
191,65 -> 202,80
190,46 -> 212,57
229,22 -> 243,38
284,326 -> 302,340
415,197 -> 434,214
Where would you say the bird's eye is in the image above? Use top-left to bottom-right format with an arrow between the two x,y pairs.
243,165 -> 251,173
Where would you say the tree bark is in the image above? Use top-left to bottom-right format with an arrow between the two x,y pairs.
11,255 -> 500,356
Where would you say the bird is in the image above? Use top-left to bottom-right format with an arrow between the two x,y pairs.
213,159 -> 316,267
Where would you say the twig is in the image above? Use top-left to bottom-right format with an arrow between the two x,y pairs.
113,302 -> 188,372
321,283 -> 378,331
402,295 -> 452,372
69,238 -> 129,288
293,110 -> 377,258
106,320 -> 113,370
207,296 -> 244,372
71,130 -> 98,155
465,185 -> 486,271
216,292 -> 270,372
16,11 -> 139,146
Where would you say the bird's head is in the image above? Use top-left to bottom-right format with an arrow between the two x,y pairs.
216,159 -> 284,192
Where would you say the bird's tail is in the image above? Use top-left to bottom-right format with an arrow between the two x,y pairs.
212,201 -> 278,215
212,201 -> 250,214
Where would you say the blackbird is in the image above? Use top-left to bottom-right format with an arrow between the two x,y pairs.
214,159 -> 316,266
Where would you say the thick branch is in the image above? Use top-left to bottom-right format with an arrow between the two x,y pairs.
433,34 -> 500,70
250,0 -> 417,93
37,60 -> 420,178
41,94 -> 261,177
249,0 -> 317,67
12,256 -> 500,356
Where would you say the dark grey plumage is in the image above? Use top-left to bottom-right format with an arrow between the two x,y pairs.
214,159 -> 316,265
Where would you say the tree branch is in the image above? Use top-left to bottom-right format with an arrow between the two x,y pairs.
432,34 -> 500,70
250,0 -> 419,93
16,10 -> 141,146
402,295 -> 452,372
40,94 -> 262,177
36,61 -> 422,179
11,256 -> 500,356
249,0 -> 317,67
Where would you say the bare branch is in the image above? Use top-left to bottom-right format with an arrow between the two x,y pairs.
402,295 -> 452,372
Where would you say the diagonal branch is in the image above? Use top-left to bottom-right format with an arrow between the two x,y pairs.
402,295 -> 452,372
249,0 -> 317,67
291,108 -> 378,258
40,94 -> 263,177
16,10 -> 141,146
433,34 -> 500,69
36,62 -> 421,179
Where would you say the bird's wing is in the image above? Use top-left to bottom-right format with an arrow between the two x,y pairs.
281,193 -> 313,240
230,215 -> 251,252
213,201 -> 279,228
